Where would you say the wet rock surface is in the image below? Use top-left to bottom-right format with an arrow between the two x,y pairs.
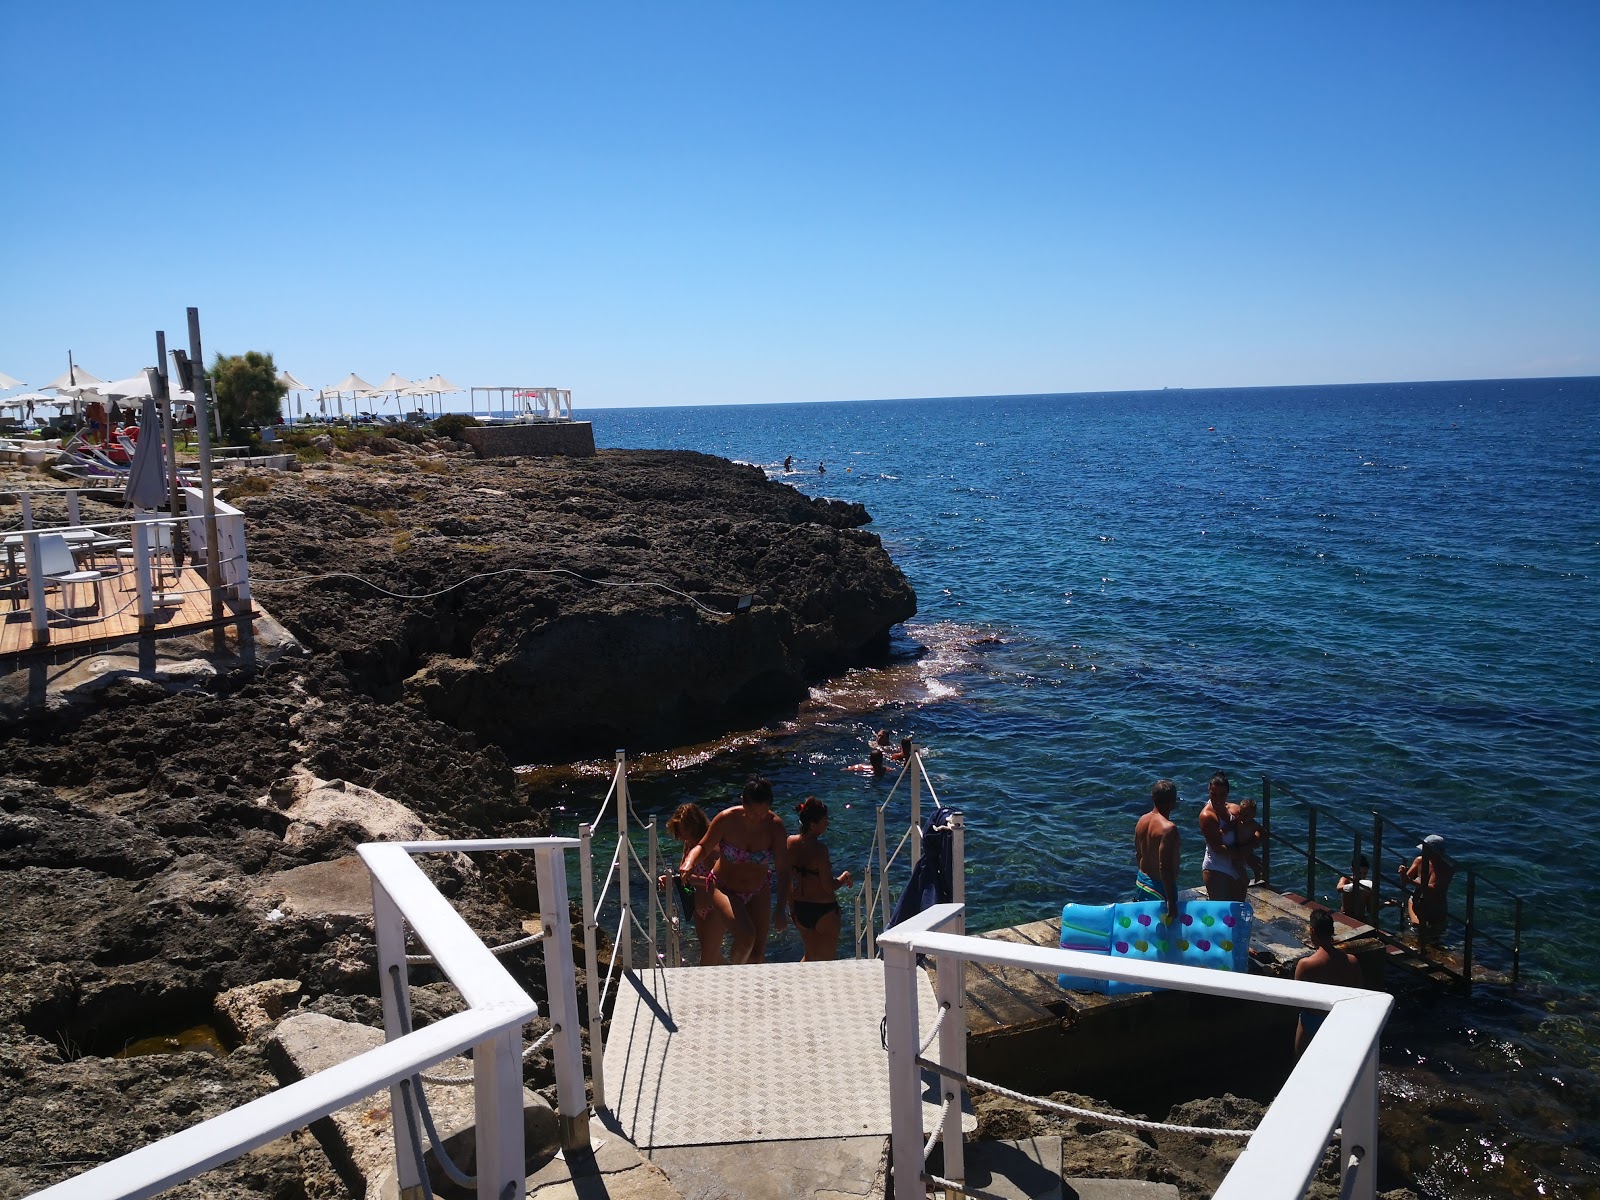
0,450 -> 912,1196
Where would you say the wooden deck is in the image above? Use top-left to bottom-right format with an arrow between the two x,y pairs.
0,565 -> 255,660
957,882 -> 1506,1042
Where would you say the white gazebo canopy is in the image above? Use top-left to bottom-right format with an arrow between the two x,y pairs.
45,366 -> 108,394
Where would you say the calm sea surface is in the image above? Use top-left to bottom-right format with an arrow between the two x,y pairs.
537,378 -> 1597,1197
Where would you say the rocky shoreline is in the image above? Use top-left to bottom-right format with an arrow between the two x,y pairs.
0,446 -> 919,1197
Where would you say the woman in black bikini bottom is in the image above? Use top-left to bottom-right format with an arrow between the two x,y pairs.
787,796 -> 853,961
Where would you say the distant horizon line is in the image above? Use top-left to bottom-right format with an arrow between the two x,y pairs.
566,373 -> 1599,412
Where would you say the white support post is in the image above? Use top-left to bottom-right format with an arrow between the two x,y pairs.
472,1026 -> 526,1200
370,879 -> 422,1200
883,935 -> 927,1199
65,489 -> 80,526
853,888 -> 862,959
24,530 -> 47,649
647,819 -> 659,969
910,743 -> 923,866
133,517 -> 154,629
615,750 -> 632,972
534,844 -> 589,1153
228,513 -> 252,603
950,812 -> 965,912
876,809 -> 893,932
18,492 -> 31,529
864,857 -> 877,958
1343,1043 -> 1379,1200
578,823 -> 606,1111
934,949 -> 966,1195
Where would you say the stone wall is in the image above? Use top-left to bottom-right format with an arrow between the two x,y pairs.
461,421 -> 596,458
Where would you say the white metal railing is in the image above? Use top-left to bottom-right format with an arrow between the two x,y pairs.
27,837 -> 587,1200
854,743 -> 965,958
880,903 -> 1391,1200
3,487 -> 253,651
577,751 -> 684,1112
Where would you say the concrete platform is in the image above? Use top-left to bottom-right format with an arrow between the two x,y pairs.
601,959 -> 973,1150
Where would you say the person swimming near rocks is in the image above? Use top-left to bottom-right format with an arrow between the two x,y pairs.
659,802 -> 727,965
845,747 -> 888,776
680,775 -> 790,964
783,455 -> 792,472
1135,778 -> 1181,925
788,796 -> 853,961
818,461 -> 826,475
1199,770 -> 1249,902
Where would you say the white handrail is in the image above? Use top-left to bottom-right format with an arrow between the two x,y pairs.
880,903 -> 1390,1200
29,836 -> 587,1200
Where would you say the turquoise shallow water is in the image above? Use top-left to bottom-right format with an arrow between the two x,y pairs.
542,379 -> 1600,1197
585,378 -> 1599,990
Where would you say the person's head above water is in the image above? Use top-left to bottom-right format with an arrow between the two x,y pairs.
1308,907 -> 1336,944
667,802 -> 709,844
1151,778 -> 1178,813
1208,771 -> 1230,805
796,795 -> 828,832
869,748 -> 885,770
741,775 -> 774,809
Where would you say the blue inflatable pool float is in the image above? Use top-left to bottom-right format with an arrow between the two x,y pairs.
1057,900 -> 1253,994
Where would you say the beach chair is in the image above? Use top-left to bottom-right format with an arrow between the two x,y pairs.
35,532 -> 119,616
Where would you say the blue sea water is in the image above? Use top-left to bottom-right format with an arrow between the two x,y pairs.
583,378 -> 1598,989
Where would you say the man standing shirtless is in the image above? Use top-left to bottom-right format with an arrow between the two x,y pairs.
1293,908 -> 1365,1056
1135,779 -> 1181,925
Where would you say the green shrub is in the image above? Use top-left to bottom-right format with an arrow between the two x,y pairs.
431,413 -> 480,442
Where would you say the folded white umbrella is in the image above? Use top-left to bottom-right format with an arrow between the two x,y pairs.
123,386 -> 170,510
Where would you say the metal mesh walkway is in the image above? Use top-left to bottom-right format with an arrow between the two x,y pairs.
601,957 -> 969,1149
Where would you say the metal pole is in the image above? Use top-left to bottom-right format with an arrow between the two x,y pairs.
1462,870 -> 1476,995
24,530 -> 47,649
1370,814 -> 1385,935
615,750 -> 632,972
186,308 -> 224,625
876,807 -> 892,932
534,844 -> 589,1154
864,857 -> 877,959
1342,1042 -> 1380,1200
910,742 -> 923,866
155,332 -> 182,534
1260,776 -> 1272,888
1306,805 -> 1318,903
371,880 -> 422,1200
882,935 -> 924,1200
647,819 -> 659,970
935,946 -> 966,1194
578,823 -> 605,1111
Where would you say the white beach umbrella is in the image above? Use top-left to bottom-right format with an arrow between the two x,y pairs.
100,373 -> 158,399
0,370 -> 24,390
278,370 -> 308,391
330,372 -> 378,395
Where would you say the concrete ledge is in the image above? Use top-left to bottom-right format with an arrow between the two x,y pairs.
462,422 -> 596,458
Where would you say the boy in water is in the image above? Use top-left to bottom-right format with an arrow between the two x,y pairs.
1134,779 -> 1181,925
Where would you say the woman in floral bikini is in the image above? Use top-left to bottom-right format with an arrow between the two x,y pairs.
681,776 -> 791,964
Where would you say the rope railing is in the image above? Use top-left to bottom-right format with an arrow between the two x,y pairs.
418,1026 -> 558,1086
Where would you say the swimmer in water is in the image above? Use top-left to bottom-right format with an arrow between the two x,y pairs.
783,455 -> 792,472
818,461 -> 825,475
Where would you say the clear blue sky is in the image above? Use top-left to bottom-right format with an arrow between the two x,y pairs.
2,2 -> 1596,407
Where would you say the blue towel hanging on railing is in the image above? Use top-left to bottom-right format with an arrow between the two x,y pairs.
886,806 -> 956,931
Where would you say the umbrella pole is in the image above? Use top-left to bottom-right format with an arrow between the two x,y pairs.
156,331 -> 183,531
187,308 -> 225,629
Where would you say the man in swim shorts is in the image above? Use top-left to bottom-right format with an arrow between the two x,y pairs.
1293,907 -> 1364,1057
1134,779 -> 1181,925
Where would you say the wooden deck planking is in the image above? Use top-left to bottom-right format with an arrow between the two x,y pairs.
0,565 -> 254,659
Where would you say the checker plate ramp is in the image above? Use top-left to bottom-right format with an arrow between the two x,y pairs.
601,958 -> 968,1148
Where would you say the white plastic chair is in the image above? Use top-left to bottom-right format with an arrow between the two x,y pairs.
36,532 -> 116,615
